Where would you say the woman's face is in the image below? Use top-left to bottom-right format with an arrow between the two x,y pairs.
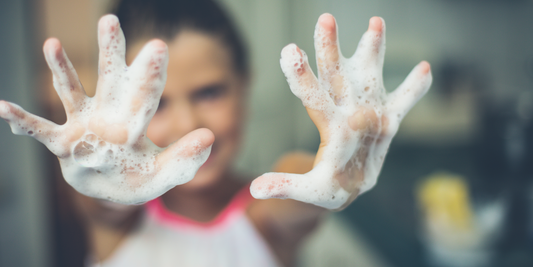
127,31 -> 247,191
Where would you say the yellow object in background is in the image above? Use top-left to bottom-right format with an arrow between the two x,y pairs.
418,172 -> 474,231
417,172 -> 505,267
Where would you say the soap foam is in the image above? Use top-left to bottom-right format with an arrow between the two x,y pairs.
252,16 -> 432,210
0,15 -> 212,205
60,136 -> 210,205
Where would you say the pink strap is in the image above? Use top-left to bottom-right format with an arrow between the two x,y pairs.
146,185 -> 253,229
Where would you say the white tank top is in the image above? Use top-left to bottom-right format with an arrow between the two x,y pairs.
91,187 -> 281,267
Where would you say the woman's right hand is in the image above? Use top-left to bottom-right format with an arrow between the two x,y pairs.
0,15 -> 214,205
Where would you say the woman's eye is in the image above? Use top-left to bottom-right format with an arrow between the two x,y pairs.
192,84 -> 227,102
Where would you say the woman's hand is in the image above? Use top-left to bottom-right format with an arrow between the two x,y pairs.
0,15 -> 214,205
251,14 -> 432,210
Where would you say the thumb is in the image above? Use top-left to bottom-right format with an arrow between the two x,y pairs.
250,172 -> 303,199
250,170 -> 348,210
156,128 -> 214,167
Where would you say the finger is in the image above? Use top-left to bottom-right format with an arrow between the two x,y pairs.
280,43 -> 328,111
97,14 -> 127,78
352,17 -> 386,77
280,44 -> 333,142
129,39 -> 169,116
386,61 -> 432,118
250,172 -> 347,209
155,128 -> 214,167
314,13 -> 345,100
251,172 -> 310,199
0,100 -> 61,151
43,38 -> 87,115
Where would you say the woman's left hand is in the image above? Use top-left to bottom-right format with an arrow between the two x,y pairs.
0,15 -> 214,205
250,14 -> 432,210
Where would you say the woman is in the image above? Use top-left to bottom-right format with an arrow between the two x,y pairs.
0,0 -> 432,266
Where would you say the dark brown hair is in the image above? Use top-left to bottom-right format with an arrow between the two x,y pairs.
112,0 -> 249,77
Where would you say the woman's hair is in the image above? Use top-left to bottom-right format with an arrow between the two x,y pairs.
111,0 -> 249,77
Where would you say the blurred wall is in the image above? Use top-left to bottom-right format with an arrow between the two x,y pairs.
0,1 -> 50,267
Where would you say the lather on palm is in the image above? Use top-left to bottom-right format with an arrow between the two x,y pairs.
0,15 -> 214,204
251,14 -> 432,210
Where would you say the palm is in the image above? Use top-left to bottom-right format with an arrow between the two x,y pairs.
251,14 -> 432,210
0,15 -> 213,204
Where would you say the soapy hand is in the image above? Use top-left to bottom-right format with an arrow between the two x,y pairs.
0,15 -> 214,204
251,14 -> 432,210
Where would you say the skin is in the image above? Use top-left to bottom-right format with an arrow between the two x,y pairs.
0,13 -> 432,267
132,31 -> 250,222
0,15 -> 216,205
251,14 -> 432,210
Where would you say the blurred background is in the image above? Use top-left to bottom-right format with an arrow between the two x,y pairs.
1,0 -> 533,266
